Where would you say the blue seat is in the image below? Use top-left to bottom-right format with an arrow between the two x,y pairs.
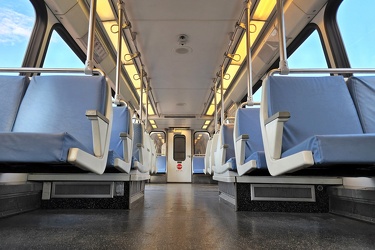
107,106 -> 133,173
234,108 -> 267,176
347,76 -> 375,133
192,155 -> 205,174
214,123 -> 236,174
132,122 -> 150,173
156,155 -> 167,174
0,76 -> 29,132
261,75 -> 375,176
0,75 -> 112,174
203,137 -> 212,174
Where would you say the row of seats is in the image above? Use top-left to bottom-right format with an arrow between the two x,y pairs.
206,75 -> 375,176
0,75 -> 156,175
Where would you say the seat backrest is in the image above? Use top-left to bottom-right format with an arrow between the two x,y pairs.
13,75 -> 107,153
0,76 -> 28,132
192,155 -> 205,173
132,123 -> 144,161
210,133 -> 219,171
110,106 -> 131,158
234,108 -> 263,159
204,137 -> 212,171
266,76 -> 363,152
347,76 -> 375,133
156,155 -> 167,173
220,123 -> 235,162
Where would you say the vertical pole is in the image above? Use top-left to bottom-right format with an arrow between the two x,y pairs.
245,0 -> 254,106
145,78 -> 149,126
85,0 -> 96,75
139,69 -> 144,122
115,0 -> 123,104
214,80 -> 218,133
277,0 -> 289,75
220,65 -> 225,124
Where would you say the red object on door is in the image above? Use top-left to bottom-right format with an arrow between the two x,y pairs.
177,163 -> 182,170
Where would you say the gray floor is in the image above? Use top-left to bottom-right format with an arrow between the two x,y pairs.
0,183 -> 374,250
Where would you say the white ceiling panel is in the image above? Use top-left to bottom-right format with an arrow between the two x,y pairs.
122,0 -> 244,129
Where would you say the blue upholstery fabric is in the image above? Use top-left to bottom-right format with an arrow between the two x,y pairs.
0,75 -> 107,164
347,76 -> 375,133
221,124 -> 236,170
0,132 -> 89,162
282,134 -> 375,164
245,151 -> 267,169
192,155 -> 205,174
156,155 -> 167,173
108,106 -> 130,160
13,75 -> 107,154
267,76 -> 363,153
0,76 -> 28,132
235,108 -> 266,169
132,123 -> 143,162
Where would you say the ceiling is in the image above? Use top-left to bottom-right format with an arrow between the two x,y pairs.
123,0 -> 244,130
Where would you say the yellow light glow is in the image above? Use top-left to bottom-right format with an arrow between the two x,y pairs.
124,64 -> 140,89
97,0 -> 115,21
202,125 -> 208,130
204,120 -> 211,125
149,120 -> 156,125
152,124 -> 157,129
234,21 -> 265,66
223,64 -> 240,89
148,104 -> 155,115
206,105 -> 215,116
253,0 -> 276,21
102,22 -> 130,57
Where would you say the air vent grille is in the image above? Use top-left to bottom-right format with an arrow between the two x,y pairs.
52,182 -> 114,198
251,184 -> 315,202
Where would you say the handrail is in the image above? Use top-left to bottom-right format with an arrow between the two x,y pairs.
268,68 -> 375,77
0,67 -> 104,75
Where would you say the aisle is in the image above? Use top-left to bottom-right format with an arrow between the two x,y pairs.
0,184 -> 374,249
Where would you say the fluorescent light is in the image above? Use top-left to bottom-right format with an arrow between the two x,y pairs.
223,65 -> 240,89
149,120 -> 156,125
253,0 -> 276,21
152,124 -> 157,129
204,120 -> 211,125
202,125 -> 208,129
97,0 -> 115,21
206,105 -> 215,116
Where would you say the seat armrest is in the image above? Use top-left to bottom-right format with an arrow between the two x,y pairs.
86,110 -> 109,124
119,133 -> 132,163
235,134 -> 249,165
120,132 -> 132,140
86,110 -> 109,157
265,111 -> 290,159
265,111 -> 290,125
236,134 -> 249,142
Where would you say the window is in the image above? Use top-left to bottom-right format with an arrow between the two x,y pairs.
337,0 -> 375,68
0,0 -> 35,69
43,30 -> 84,69
150,131 -> 166,155
288,30 -> 328,69
194,132 -> 209,155
173,135 -> 186,162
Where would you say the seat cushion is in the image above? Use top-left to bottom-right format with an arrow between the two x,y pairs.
267,76 -> 363,153
0,76 -> 28,132
0,132 -> 90,163
347,76 -> 375,133
13,75 -> 107,153
244,151 -> 267,169
282,134 -> 375,164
